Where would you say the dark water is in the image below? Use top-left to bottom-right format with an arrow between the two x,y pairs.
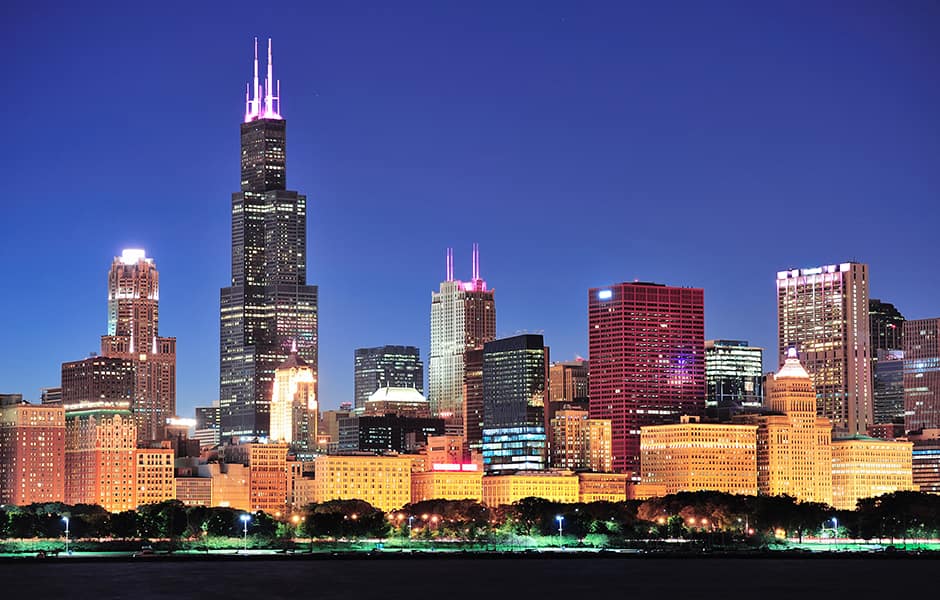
2,556 -> 935,599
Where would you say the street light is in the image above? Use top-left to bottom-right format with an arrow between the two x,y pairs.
408,516 -> 415,537
240,514 -> 251,553
831,517 -> 839,546
62,517 -> 70,555
556,515 -> 564,547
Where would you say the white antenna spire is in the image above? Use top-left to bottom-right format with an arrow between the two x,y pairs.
265,38 -> 274,116
252,37 -> 260,116
446,248 -> 454,282
472,243 -> 480,280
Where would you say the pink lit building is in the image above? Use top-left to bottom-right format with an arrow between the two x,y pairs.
588,282 -> 705,477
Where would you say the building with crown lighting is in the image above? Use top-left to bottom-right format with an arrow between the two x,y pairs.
429,245 -> 496,436
904,317 -> 940,433
0,399 -> 65,505
776,263 -> 873,435
588,282 -> 706,477
221,38 -> 318,440
99,249 -> 176,443
354,346 -> 423,410
270,347 -> 317,449
742,350 -> 833,505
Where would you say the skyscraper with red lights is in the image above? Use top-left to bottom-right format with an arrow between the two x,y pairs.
588,282 -> 705,476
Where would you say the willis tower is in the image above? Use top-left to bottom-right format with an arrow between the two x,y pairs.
221,38 -> 318,440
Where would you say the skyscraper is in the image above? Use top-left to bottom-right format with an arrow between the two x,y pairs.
481,334 -> 549,473
588,282 -> 705,476
353,345 -> 423,410
870,299 -> 905,425
100,249 -> 177,442
704,340 -> 763,421
903,318 -> 940,433
221,39 -> 318,440
870,299 -> 905,354
429,245 -> 495,436
776,263 -> 873,435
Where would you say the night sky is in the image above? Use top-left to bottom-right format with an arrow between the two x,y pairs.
2,1 -> 938,417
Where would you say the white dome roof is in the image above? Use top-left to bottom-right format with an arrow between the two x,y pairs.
367,386 -> 427,404
775,347 -> 810,380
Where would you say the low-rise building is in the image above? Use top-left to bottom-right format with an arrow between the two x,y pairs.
640,416 -> 757,495
314,454 -> 412,511
175,476 -> 212,507
411,465 -> 483,502
135,443 -> 175,506
577,472 -> 629,503
0,400 -> 65,505
831,435 -> 915,510
481,471 -> 579,506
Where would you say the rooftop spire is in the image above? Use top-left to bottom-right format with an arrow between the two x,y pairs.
446,248 -> 454,282
472,242 -> 480,280
244,36 -> 282,122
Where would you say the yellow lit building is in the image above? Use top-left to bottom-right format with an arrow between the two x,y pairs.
578,472 -> 629,503
135,443 -> 175,506
270,348 -> 317,449
640,416 -> 757,495
481,471 -> 579,506
314,455 -> 412,511
747,349 -> 833,505
248,443 -> 289,513
411,466 -> 483,502
831,436 -> 915,510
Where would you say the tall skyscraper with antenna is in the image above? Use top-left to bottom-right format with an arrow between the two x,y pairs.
429,244 -> 495,437
221,38 -> 318,440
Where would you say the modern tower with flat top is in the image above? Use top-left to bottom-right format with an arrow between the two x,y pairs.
221,38 -> 318,440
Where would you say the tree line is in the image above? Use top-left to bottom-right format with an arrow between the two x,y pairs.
3,491 -> 940,542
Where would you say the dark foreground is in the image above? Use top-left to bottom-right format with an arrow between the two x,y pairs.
3,555 -> 937,599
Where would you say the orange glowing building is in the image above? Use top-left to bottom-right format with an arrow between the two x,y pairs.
831,435 -> 915,510
640,416 -> 758,495
65,410 -> 138,512
314,454 -> 412,511
577,472 -> 629,503
0,399 -> 65,505
481,471 -> 579,506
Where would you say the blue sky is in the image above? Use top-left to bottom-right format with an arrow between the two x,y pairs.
1,1 -> 938,416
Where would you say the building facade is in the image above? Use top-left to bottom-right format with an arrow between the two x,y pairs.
0,400 -> 65,505
221,39 -> 318,440
873,349 -> 905,425
549,408 -> 613,472
751,349 -> 833,505
548,360 -> 589,406
776,263 -> 873,435
831,436 -> 914,510
270,348 -> 317,448
100,249 -> 177,443
904,318 -> 940,433
910,429 -> 940,494
135,444 -> 176,506
463,347 -> 485,450
481,334 -> 549,473
314,455 -> 412,511
354,346 -> 423,410
61,356 -> 135,412
577,472 -> 629,503
705,340 -> 763,421
64,410 -> 138,512
481,471 -> 579,506
640,416 -> 757,495
588,282 -> 706,476
429,245 -> 496,435
411,467 -> 483,503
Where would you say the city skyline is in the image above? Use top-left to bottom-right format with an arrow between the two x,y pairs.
2,3 -> 939,419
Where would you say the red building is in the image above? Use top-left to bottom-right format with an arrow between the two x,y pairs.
0,399 -> 66,505
588,282 -> 705,476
